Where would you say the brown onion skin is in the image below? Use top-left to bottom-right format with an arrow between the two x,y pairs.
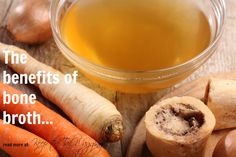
7,0 -> 51,44
213,130 -> 236,157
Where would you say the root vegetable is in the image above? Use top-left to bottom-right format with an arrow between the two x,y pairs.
206,79 -> 236,130
213,130 -> 236,157
145,96 -> 216,157
7,0 -> 52,44
0,42 -> 123,143
0,119 -> 59,157
0,83 -> 110,157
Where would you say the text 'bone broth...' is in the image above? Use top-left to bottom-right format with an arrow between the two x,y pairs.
60,0 -> 211,71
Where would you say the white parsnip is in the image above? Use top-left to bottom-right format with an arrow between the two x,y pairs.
0,42 -> 123,143
206,79 -> 236,130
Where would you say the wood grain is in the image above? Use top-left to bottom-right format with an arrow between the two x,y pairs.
0,0 -> 235,157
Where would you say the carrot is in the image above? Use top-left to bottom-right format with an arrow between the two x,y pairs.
0,119 -> 58,157
0,42 -> 123,143
0,83 -> 110,157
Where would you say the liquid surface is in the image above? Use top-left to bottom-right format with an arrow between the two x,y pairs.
61,0 -> 211,71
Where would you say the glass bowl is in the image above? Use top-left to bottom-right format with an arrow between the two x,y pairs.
50,0 -> 226,93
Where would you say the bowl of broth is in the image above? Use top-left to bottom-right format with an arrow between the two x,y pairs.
51,0 -> 226,93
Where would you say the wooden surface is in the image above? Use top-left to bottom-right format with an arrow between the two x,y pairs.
0,0 -> 236,157
127,72 -> 236,157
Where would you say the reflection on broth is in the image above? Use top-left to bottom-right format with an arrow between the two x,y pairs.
61,0 -> 211,71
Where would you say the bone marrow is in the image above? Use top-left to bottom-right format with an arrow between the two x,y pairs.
155,103 -> 204,136
145,96 -> 216,157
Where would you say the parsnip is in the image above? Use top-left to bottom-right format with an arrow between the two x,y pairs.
206,79 -> 236,130
145,96 -> 216,157
0,42 -> 123,143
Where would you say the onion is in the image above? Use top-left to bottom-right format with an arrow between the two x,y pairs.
7,0 -> 51,44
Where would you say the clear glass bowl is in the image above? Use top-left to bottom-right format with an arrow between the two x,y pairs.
50,0 -> 226,93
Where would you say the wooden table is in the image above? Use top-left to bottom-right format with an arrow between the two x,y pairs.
0,0 -> 235,156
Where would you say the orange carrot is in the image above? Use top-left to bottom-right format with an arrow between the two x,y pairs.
0,119 -> 58,157
0,83 -> 110,157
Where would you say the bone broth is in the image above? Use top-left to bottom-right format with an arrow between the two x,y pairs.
60,0 -> 211,71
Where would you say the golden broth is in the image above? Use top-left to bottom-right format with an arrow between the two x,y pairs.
60,0 -> 211,71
